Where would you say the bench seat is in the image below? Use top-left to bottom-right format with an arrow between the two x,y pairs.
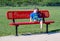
10,20 -> 54,25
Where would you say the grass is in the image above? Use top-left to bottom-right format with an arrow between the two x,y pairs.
0,6 -> 60,36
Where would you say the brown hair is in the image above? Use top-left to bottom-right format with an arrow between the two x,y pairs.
34,8 -> 39,10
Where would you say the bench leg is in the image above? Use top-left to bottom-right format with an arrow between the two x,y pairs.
46,24 -> 48,33
15,25 -> 18,36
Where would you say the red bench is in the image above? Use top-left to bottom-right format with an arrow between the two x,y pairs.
6,10 -> 54,36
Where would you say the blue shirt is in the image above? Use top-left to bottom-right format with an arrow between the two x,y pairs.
30,12 -> 41,21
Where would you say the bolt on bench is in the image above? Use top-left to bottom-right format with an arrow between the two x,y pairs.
6,10 -> 54,36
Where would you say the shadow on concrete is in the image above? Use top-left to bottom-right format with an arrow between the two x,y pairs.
21,29 -> 60,36
47,29 -> 60,34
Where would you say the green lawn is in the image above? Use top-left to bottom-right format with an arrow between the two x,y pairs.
0,6 -> 60,36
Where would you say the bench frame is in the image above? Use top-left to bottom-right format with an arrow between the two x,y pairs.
7,10 -> 54,36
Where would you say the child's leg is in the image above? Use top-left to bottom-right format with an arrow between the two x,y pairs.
40,19 -> 43,32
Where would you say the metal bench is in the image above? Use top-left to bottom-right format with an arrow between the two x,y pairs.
6,10 -> 54,36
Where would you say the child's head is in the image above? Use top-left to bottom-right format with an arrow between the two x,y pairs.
33,8 -> 39,13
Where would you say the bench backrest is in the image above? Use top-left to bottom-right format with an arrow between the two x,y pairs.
7,10 -> 49,19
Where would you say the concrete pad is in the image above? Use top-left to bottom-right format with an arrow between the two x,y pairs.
0,32 -> 60,41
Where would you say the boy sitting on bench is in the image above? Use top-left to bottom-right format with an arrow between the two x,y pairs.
30,8 -> 43,31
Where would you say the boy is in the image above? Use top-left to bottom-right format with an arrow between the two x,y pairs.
30,8 -> 43,32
